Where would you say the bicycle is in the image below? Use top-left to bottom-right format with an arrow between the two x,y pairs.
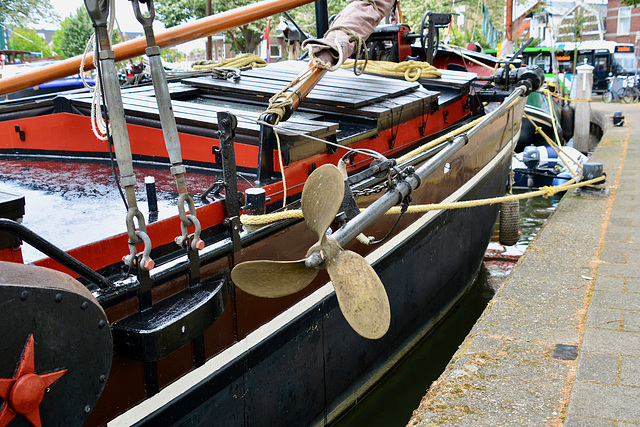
602,87 -> 633,103
602,76 -> 635,103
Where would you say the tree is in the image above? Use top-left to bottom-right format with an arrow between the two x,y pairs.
0,0 -> 57,28
11,28 -> 53,57
52,7 -> 121,59
52,7 -> 94,58
161,48 -> 186,62
155,0 -> 266,54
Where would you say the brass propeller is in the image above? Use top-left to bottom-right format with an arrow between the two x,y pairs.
231,164 -> 391,339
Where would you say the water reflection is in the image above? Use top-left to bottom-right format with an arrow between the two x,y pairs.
0,159 -> 220,262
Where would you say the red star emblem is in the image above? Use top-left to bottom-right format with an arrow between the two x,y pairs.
0,334 -> 67,427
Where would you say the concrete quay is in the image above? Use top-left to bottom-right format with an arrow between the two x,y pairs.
407,102 -> 640,426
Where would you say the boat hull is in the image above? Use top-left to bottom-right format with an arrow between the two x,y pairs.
109,124 -> 518,427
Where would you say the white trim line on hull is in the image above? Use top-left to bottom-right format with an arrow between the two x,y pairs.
108,130 -> 520,426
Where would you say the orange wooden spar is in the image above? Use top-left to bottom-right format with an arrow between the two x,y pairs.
0,0 -> 316,96
286,64 -> 328,113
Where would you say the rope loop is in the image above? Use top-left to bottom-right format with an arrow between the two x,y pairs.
340,59 -> 442,81
263,65 -> 314,124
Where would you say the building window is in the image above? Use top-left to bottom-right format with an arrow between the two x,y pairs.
618,7 -> 631,35
270,45 -> 282,58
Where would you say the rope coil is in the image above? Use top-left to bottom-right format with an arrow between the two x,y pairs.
191,53 -> 267,70
340,59 -> 442,81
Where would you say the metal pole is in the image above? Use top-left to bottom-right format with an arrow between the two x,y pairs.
206,0 -> 213,60
315,0 -> 329,37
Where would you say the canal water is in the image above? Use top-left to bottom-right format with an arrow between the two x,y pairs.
331,191 -> 560,427
0,159 -> 221,263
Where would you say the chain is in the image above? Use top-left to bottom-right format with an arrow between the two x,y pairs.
352,181 -> 389,197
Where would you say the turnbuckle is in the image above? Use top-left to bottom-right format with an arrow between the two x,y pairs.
131,0 -> 204,253
83,0 -> 109,27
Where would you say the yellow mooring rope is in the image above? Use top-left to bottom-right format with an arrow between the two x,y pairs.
239,175 -> 606,226
341,59 -> 442,81
542,87 -> 590,103
521,112 -> 583,178
191,53 -> 267,71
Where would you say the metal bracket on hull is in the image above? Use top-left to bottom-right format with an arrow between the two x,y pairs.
217,111 -> 244,252
111,273 -> 229,363
256,113 -> 278,185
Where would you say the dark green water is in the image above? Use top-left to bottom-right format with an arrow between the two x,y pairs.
331,193 -> 559,427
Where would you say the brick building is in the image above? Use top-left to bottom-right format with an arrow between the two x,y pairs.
604,0 -> 640,47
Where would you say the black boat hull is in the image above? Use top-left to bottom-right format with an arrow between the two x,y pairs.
118,135 -> 515,427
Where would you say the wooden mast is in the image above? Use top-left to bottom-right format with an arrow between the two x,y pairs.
0,0 -> 316,96
505,0 -> 513,41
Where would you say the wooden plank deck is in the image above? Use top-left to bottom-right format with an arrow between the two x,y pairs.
66,90 -> 339,143
182,61 -> 428,110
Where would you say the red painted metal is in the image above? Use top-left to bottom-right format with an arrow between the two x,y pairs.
0,334 -> 67,427
33,198 -> 226,276
0,247 -> 23,263
398,25 -> 412,61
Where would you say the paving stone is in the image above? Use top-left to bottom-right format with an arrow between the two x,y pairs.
564,415 -> 615,426
601,252 -> 628,263
605,231 -> 630,243
627,253 -> 640,264
628,230 -> 640,243
597,263 -> 640,278
620,356 -> 640,387
567,382 -> 640,423
610,208 -> 635,218
576,352 -> 619,384
586,306 -> 623,330
626,278 -> 640,293
624,310 -> 640,332
594,276 -> 625,292
590,291 -> 640,310
582,328 -> 640,356
613,217 -> 632,226
602,242 -> 640,254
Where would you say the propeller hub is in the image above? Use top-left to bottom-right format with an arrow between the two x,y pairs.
305,250 -> 325,269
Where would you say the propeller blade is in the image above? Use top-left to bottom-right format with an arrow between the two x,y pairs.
301,164 -> 345,240
327,249 -> 391,340
231,259 -> 318,298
